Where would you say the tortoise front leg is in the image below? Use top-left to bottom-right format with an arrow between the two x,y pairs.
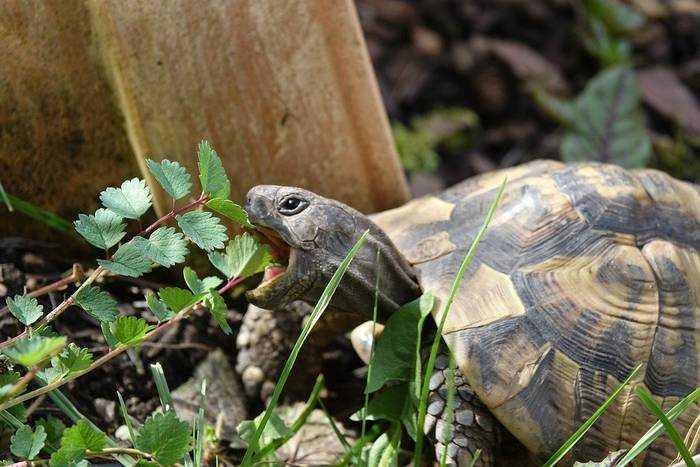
424,354 -> 502,466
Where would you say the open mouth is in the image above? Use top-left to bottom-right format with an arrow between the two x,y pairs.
252,226 -> 293,289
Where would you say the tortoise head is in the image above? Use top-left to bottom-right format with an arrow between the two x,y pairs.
244,185 -> 421,318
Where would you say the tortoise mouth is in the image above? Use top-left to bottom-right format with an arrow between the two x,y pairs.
245,226 -> 310,309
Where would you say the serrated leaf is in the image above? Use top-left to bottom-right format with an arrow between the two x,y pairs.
74,285 -> 119,323
145,292 -> 175,321
0,371 -> 21,399
197,140 -> 230,198
183,267 -> 222,295
6,295 -> 43,326
51,420 -> 106,466
205,290 -> 231,335
99,178 -> 152,219
3,336 -> 66,367
206,198 -> 254,228
52,343 -> 92,376
110,316 -> 154,346
36,416 -> 66,453
207,233 -> 272,279
100,322 -> 118,348
135,410 -> 191,466
74,209 -> 126,250
146,159 -> 192,200
133,227 -> 188,267
176,211 -> 228,252
158,287 -> 198,313
11,425 -> 46,460
556,66 -> 651,168
98,241 -> 153,278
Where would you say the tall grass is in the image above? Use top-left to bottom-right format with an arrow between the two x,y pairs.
240,230 -> 369,466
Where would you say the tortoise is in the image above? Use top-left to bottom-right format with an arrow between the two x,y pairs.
240,160 -> 700,465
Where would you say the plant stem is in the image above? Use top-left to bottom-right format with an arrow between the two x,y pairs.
86,447 -> 154,460
218,276 -> 245,295
0,264 -> 84,318
139,192 -> 208,237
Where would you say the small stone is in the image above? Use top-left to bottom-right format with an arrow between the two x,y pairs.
427,398 -> 445,415
242,366 -> 264,384
236,331 -> 250,347
94,398 -> 115,423
455,409 -> 474,427
115,425 -> 131,441
429,371 -> 445,391
476,412 -> 494,432
424,413 -> 437,433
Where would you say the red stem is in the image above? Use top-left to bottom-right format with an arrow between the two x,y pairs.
138,192 -> 208,237
218,276 -> 246,295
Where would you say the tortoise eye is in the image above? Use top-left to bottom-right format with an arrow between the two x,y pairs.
278,196 -> 309,215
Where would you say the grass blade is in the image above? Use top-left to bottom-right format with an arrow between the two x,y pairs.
240,230 -> 369,466
319,398 -> 353,453
618,388 -> 700,466
149,362 -> 174,412
634,388 -> 696,467
543,363 -> 643,467
7,194 -> 73,233
468,449 -> 482,467
414,178 -> 506,466
0,180 -> 13,212
194,379 -> 207,467
117,391 -> 137,444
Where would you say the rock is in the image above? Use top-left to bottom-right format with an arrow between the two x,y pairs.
94,398 -> 116,423
172,349 -> 248,448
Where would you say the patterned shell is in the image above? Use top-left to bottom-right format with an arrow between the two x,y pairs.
371,160 -> 700,464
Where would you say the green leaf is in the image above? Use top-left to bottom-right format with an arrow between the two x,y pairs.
392,122 -> 439,173
3,336 -> 66,367
237,412 -> 293,447
366,425 -> 401,467
583,0 -> 645,35
557,66 -> 651,168
206,198 -> 254,228
146,159 -> 192,200
543,364 -> 643,467
5,194 -> 73,233
145,292 -> 175,321
74,208 -> 126,250
207,233 -> 272,279
98,241 -> 153,278
183,267 -> 222,295
158,287 -> 197,313
352,383 -> 413,423
135,410 -> 191,466
100,322 -> 118,348
366,294 -> 434,393
634,388 -> 695,467
11,425 -> 46,460
197,140 -> 230,198
51,420 -> 106,466
36,416 -> 66,453
204,290 -> 231,335
6,295 -> 43,326
110,316 -> 154,346
52,343 -> 92,376
74,285 -> 119,323
133,227 -> 189,267
176,211 -> 228,252
99,178 -> 152,219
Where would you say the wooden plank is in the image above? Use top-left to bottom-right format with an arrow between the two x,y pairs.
88,0 -> 410,215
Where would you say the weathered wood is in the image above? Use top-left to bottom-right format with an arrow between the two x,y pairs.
0,0 -> 409,239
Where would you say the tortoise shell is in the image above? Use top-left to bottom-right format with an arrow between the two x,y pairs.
370,160 -> 700,464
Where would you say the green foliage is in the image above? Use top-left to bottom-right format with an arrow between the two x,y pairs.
135,411 -> 191,466
74,285 -> 119,323
3,336 -> 66,368
4,194 -> 74,233
206,198 -> 255,228
98,241 -> 154,278
158,287 -> 199,313
146,159 -> 193,200
74,209 -> 126,250
365,425 -> 401,467
393,122 -> 439,173
133,227 -> 189,267
10,425 -> 46,460
535,66 -> 651,168
197,140 -> 230,199
110,316 -> 154,346
99,178 -> 152,220
36,416 -> 66,453
583,0 -> 645,35
145,291 -> 175,321
52,343 -> 93,377
365,294 -> 434,393
238,412 -> 293,448
6,295 -> 43,326
176,211 -> 228,252
208,232 -> 272,280
204,290 -> 231,335
183,267 -> 222,295
51,420 -> 106,466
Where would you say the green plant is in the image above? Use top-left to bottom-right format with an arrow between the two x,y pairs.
0,140 -> 272,465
